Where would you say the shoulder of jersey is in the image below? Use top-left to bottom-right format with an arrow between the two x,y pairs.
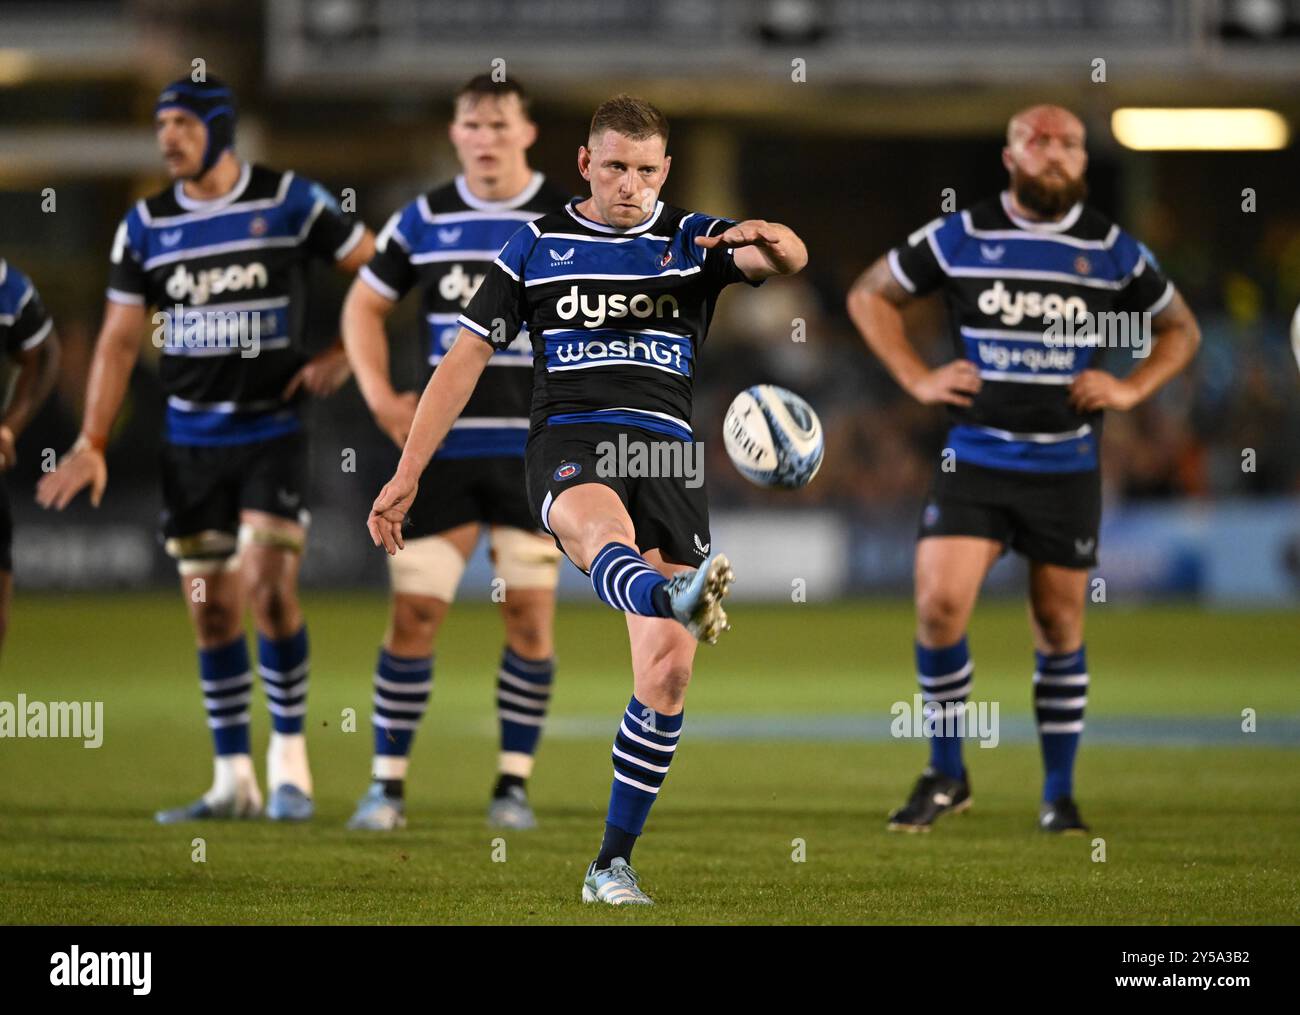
1064,204 -> 1116,242
661,204 -> 700,233
961,195 -> 1011,232
526,206 -> 574,237
420,180 -> 468,216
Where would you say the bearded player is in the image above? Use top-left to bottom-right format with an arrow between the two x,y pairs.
848,105 -> 1200,833
0,259 -> 61,657
341,75 -> 569,832
368,95 -> 807,903
37,76 -> 375,822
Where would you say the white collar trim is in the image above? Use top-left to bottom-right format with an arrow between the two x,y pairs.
564,198 -> 664,235
175,161 -> 253,212
1000,190 -> 1083,233
456,171 -> 545,211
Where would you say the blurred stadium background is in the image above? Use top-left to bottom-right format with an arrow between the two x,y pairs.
2,0 -> 1298,925
3,0 -> 1299,604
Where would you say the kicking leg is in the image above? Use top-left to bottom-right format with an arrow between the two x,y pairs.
546,482 -> 733,641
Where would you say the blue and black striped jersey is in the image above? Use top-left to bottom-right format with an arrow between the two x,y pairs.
890,191 -> 1174,473
360,172 -> 569,459
459,198 -> 760,443
106,162 -> 364,447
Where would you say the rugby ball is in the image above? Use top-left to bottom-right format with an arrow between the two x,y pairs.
723,385 -> 824,490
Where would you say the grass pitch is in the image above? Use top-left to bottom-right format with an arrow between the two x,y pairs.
1,593 -> 1297,924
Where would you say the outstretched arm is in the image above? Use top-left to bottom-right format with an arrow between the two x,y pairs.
847,254 -> 982,407
367,329 -> 494,553
696,220 -> 808,280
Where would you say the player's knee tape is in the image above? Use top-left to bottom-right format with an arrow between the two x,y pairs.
387,534 -> 468,602
491,526 -> 562,591
237,522 -> 306,556
166,530 -> 241,576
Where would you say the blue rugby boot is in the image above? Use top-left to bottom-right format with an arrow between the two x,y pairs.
346,782 -> 407,830
266,783 -> 314,822
582,857 -> 654,906
663,552 -> 734,644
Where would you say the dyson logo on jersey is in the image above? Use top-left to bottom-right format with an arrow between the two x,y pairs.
975,341 -> 1076,374
164,262 -> 268,306
439,263 -> 486,308
977,280 -> 1088,326
555,286 -> 680,328
550,334 -> 689,375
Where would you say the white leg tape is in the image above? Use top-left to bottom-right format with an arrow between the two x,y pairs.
166,529 -> 241,575
387,534 -> 469,602
490,526 -> 562,591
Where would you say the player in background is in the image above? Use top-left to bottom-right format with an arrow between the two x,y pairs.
847,105 -> 1200,833
0,260 -> 61,658
37,76 -> 375,822
340,76 -> 569,831
368,95 -> 807,904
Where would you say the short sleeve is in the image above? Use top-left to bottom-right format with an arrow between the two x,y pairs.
887,217 -> 947,297
458,224 -> 535,349
2,269 -> 54,358
1114,237 -> 1174,317
297,177 -> 365,264
359,207 -> 418,302
106,212 -> 148,306
685,215 -> 762,291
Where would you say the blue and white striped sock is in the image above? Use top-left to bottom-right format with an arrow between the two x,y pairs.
371,648 -> 433,782
199,636 -> 253,756
589,542 -> 671,618
257,627 -> 309,735
1034,646 -> 1089,802
600,695 -> 682,865
917,637 -> 973,780
496,647 -> 554,779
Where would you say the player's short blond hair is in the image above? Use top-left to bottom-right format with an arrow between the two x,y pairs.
589,94 -> 669,147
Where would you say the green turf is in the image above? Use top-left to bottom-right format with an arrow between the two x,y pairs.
1,593 -> 1297,924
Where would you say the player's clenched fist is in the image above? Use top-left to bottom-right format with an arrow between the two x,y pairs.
36,440 -> 108,510
908,360 -> 983,408
368,471 -> 419,555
